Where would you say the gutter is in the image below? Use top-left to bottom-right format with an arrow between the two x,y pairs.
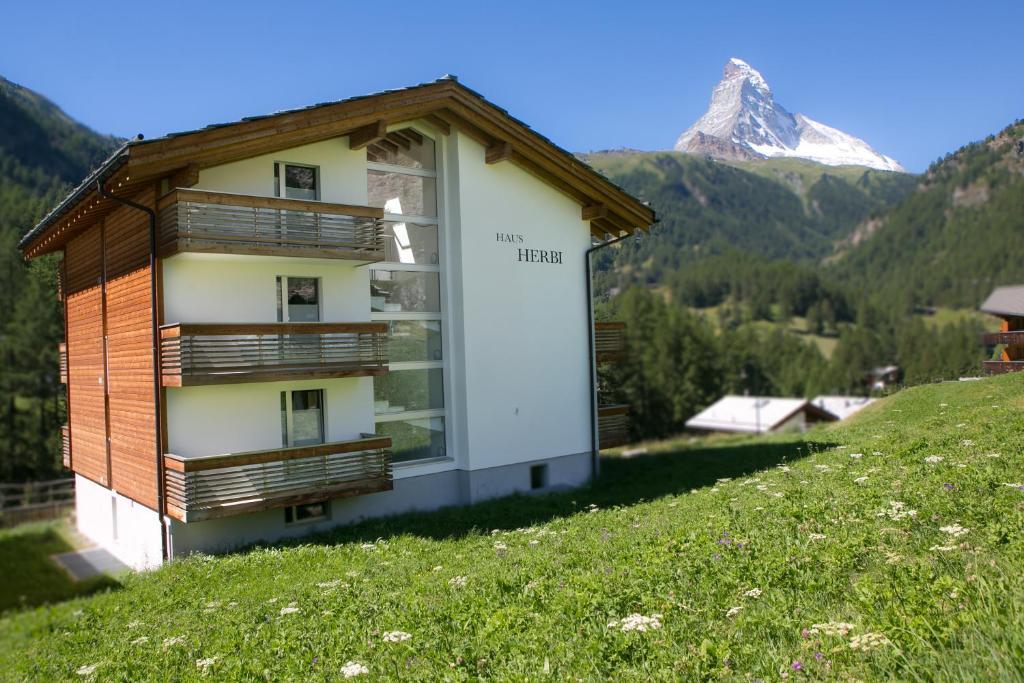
585,231 -> 634,482
94,180 -> 169,564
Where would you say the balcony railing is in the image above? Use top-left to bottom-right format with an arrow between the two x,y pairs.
595,322 -> 626,363
981,331 -> 1024,346
598,404 -> 630,449
59,343 -> 67,384
160,322 -> 388,386
983,360 -> 1024,375
61,425 -> 71,469
157,188 -> 385,262
162,435 -> 393,522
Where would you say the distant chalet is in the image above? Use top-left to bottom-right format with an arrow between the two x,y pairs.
980,286 -> 1024,375
685,396 -> 837,435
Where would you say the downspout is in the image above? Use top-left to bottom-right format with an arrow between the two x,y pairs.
95,180 -> 169,564
585,231 -> 633,482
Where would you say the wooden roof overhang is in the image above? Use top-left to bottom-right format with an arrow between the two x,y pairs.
20,77 -> 655,259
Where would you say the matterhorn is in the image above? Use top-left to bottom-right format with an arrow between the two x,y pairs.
675,58 -> 904,172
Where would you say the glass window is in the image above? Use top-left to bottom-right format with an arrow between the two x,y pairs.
377,417 -> 446,463
374,369 -> 444,414
275,163 -> 318,200
282,389 -> 324,447
370,271 -> 440,313
387,320 -> 442,363
285,501 -> 330,524
367,130 -> 436,171
382,221 -> 439,265
276,276 -> 320,322
367,171 -> 437,217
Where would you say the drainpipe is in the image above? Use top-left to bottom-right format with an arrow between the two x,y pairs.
95,180 -> 169,564
585,231 -> 634,482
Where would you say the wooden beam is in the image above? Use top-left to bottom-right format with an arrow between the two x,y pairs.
348,120 -> 388,150
486,141 -> 513,164
582,204 -> 607,221
422,113 -> 451,135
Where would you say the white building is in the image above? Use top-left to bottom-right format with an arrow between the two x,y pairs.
811,395 -> 876,421
21,77 -> 653,569
685,396 -> 837,434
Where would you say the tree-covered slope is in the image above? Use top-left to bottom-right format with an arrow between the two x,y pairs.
584,151 -> 915,288
831,120 -> 1024,308
0,76 -> 121,481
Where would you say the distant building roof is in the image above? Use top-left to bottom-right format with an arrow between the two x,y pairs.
980,286 -> 1024,318
685,396 -> 836,434
811,395 -> 876,421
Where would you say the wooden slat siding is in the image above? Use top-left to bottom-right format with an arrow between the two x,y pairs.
160,322 -> 388,387
103,191 -> 159,510
61,425 -> 71,469
598,404 -> 630,449
594,322 -> 627,363
982,360 -> 1024,375
64,226 -> 108,486
162,437 -> 393,522
58,343 -> 68,384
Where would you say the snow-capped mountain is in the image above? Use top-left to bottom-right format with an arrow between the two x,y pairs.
675,58 -> 905,172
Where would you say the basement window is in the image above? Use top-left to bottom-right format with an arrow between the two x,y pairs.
284,501 -> 330,525
530,464 -> 549,490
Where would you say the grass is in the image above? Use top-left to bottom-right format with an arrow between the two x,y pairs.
0,521 -> 119,614
1,374 -> 1024,680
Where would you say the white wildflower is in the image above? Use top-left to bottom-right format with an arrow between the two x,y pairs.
528,539 -> 540,547
360,542 -> 377,551
878,501 -> 917,521
432,565 -> 444,572
930,545 -> 957,552
854,476 -> 869,484
849,453 -> 863,459
808,533 -> 827,541
743,588 -> 762,599
130,636 -> 149,646
494,541 -> 508,552
382,630 -> 412,643
814,465 -> 832,472
280,604 -> 300,616
756,484 -> 770,492
196,657 -> 218,672
608,613 -> 663,632
162,635 -> 186,650
961,439 -> 975,447
849,632 -> 892,651
448,575 -> 468,588
808,622 -> 856,637
317,579 -> 343,589
716,477 -> 732,483
924,455 -> 944,464
940,524 -> 969,538
872,451 -> 883,456
76,664 -> 99,676
341,661 -> 369,678
777,465 -> 791,473
127,620 -> 142,629
726,606 -> 743,617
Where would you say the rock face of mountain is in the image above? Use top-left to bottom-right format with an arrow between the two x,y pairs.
675,58 -> 905,172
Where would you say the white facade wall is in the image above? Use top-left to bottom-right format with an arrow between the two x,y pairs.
449,132 -> 592,470
76,474 -> 163,570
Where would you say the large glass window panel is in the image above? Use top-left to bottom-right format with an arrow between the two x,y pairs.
367,171 -> 437,217
374,368 -> 444,414
370,271 -> 440,313
387,320 -> 442,363
377,416 -> 445,463
277,277 -> 320,322
367,130 -> 436,171
284,164 -> 318,200
382,221 -> 438,265
284,389 -> 324,446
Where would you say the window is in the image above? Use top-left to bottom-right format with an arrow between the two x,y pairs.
284,501 -> 330,525
367,127 -> 447,463
530,464 -> 549,490
281,389 -> 325,447
276,276 -> 320,322
274,162 -> 319,200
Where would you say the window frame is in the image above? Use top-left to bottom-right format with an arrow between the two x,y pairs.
276,275 -> 322,323
273,161 -> 321,201
280,388 -> 327,448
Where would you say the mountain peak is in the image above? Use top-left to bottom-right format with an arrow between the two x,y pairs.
675,59 -> 905,172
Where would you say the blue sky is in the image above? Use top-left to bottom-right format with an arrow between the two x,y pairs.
2,0 -> 1022,172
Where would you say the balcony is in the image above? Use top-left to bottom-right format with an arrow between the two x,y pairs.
59,343 -> 67,384
61,425 -> 71,469
160,322 -> 388,387
981,331 -> 1024,346
157,188 -> 385,262
983,360 -> 1024,375
162,435 -> 393,522
595,322 -> 626,363
598,404 -> 630,449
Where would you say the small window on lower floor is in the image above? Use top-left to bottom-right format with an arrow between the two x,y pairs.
284,501 -> 330,525
530,464 -> 548,490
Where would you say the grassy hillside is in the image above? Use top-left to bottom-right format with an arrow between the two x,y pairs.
2,374 -> 1022,680
831,120 -> 1024,308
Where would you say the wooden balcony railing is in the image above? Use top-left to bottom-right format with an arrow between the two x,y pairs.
595,322 -> 626,363
58,343 -> 67,384
61,425 -> 71,469
160,322 -> 388,386
981,331 -> 1024,346
983,360 -> 1024,375
157,188 -> 385,262
598,404 -> 630,449
162,435 -> 393,522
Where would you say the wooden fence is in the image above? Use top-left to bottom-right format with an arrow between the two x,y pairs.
0,478 -> 75,527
